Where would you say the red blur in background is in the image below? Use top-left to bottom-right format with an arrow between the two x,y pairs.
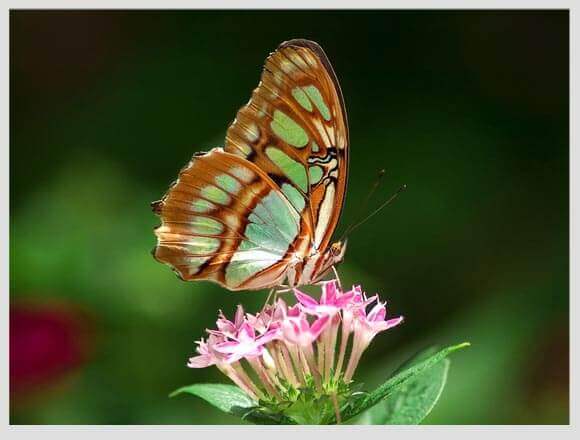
10,300 -> 95,404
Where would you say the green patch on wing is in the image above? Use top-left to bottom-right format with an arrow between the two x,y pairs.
224,189 -> 299,286
266,147 -> 308,192
189,216 -> 224,235
225,256 -> 277,287
304,85 -> 331,121
230,166 -> 254,183
183,237 -> 220,254
215,174 -> 242,194
271,110 -> 309,148
246,190 -> 299,247
309,166 -> 323,185
292,87 -> 313,112
201,185 -> 230,205
282,183 -> 306,213
191,199 -> 216,213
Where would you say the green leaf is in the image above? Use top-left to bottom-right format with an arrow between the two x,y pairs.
170,383 -> 296,425
358,347 -> 450,424
170,383 -> 256,417
338,342 -> 470,424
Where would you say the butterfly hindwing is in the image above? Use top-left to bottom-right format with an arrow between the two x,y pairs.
153,148 -> 312,290
225,39 -> 349,252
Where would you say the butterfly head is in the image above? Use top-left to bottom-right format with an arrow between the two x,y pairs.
330,240 -> 347,261
327,239 -> 348,268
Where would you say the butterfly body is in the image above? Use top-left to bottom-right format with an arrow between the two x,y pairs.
152,39 -> 349,291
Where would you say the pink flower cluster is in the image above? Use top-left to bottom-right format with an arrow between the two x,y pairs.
188,281 -> 403,401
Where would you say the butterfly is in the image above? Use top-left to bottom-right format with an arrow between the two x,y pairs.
152,39 -> 349,291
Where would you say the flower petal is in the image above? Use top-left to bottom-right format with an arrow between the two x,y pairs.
288,304 -> 302,318
234,304 -> 245,328
212,341 -> 241,353
385,316 -> 404,329
294,289 -> 319,309
187,355 -> 215,368
367,302 -> 386,322
310,315 -> 330,339
335,291 -> 355,308
237,322 -> 256,342
321,280 -> 338,303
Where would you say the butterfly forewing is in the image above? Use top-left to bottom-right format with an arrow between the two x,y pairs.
225,39 -> 349,252
153,39 -> 349,290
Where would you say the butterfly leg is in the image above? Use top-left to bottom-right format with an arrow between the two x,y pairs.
260,287 -> 277,315
261,285 -> 292,315
271,285 -> 293,305
331,265 -> 343,291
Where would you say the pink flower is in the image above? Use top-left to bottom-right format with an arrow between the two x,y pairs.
337,286 -> 378,332
343,297 -> 403,382
246,307 -> 274,334
287,302 -> 302,318
213,322 -> 277,363
213,305 -> 245,338
187,334 -> 225,368
354,299 -> 403,348
348,285 -> 377,313
282,314 -> 330,347
186,280 -> 404,401
246,299 -> 291,334
294,280 -> 354,317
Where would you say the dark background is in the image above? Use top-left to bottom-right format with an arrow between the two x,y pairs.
10,10 -> 569,424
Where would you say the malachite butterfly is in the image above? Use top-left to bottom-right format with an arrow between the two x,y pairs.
152,39 -> 349,291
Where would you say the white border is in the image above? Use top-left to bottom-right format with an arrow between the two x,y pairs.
1,1 -> 577,9
2,1 -> 576,438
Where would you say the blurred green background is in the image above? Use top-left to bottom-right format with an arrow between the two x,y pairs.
10,10 -> 568,424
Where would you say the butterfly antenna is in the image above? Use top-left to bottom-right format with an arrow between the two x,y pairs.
340,169 -> 386,239
341,184 -> 407,239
